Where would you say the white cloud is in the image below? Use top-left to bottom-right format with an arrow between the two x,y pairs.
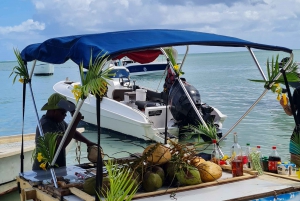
0,19 -> 45,35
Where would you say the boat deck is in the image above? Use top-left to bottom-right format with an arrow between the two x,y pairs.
0,133 -> 35,158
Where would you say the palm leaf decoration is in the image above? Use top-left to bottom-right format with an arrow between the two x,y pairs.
32,133 -> 60,170
164,47 -> 184,75
182,122 -> 217,145
249,55 -> 300,89
98,160 -> 138,201
10,48 -> 29,84
72,51 -> 114,102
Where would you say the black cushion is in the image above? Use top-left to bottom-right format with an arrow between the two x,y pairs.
135,101 -> 157,109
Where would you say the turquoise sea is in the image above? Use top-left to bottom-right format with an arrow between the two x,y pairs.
1,49 -> 300,200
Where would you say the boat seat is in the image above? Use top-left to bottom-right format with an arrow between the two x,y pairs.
146,90 -> 168,104
112,89 -> 133,101
135,101 -> 158,110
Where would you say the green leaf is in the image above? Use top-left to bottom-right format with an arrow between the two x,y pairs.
9,48 -> 29,84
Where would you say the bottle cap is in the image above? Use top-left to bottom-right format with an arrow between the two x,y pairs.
257,145 -> 261,148
246,143 -> 250,146
272,146 -> 276,149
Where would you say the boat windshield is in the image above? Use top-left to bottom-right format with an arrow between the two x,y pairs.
109,69 -> 130,78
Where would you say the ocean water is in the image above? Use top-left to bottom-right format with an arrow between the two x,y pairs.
1,49 -> 300,199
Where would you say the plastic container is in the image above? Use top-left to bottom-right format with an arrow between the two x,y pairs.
277,163 -> 289,175
211,139 -> 220,165
268,146 -> 281,173
136,89 -> 147,101
231,132 -> 243,177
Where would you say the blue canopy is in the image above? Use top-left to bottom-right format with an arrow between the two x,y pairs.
21,29 -> 292,68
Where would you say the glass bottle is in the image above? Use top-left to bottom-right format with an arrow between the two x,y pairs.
243,143 -> 251,169
257,145 -> 266,171
268,146 -> 281,173
231,132 -> 243,177
211,139 -> 220,165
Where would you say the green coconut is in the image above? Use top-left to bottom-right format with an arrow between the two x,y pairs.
142,171 -> 163,192
83,177 -> 97,195
175,165 -> 202,186
152,166 -> 165,184
83,177 -> 110,196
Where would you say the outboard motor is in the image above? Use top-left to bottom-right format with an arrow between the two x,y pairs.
168,79 -> 220,141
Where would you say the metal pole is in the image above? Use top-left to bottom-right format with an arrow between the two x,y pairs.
179,46 -> 189,72
246,47 -> 267,81
51,99 -> 85,166
219,88 -> 269,143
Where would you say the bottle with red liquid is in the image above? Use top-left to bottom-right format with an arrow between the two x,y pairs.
211,139 -> 220,165
268,146 -> 281,173
231,132 -> 243,177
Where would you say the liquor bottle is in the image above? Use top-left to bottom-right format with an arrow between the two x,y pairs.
211,139 -> 220,165
231,132 -> 243,177
243,143 -> 251,169
268,146 -> 281,173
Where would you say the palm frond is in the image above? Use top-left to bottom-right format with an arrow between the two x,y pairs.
101,160 -> 138,201
249,55 -> 300,85
32,133 -> 59,168
182,122 -> 217,142
164,47 -> 176,66
76,51 -> 112,101
9,48 -> 29,84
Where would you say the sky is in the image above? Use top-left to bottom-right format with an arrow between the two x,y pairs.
0,0 -> 300,61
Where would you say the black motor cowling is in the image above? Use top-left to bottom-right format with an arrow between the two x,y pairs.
168,79 -> 217,141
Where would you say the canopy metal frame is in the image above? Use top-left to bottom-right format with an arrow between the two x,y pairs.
18,29 -> 295,191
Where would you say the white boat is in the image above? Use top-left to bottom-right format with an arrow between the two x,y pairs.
0,133 -> 35,196
0,128 -> 83,195
53,65 -> 226,143
113,48 -> 178,76
119,59 -> 168,76
34,63 -> 54,76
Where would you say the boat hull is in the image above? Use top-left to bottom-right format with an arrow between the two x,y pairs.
126,61 -> 167,76
0,134 -> 35,195
34,64 -> 54,76
54,81 -> 177,143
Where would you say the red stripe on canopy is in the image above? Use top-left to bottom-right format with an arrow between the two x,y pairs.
113,49 -> 162,64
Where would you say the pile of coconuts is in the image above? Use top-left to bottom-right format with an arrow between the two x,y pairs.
83,142 -> 223,195
141,143 -> 222,192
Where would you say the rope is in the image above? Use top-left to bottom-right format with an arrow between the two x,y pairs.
75,140 -> 81,164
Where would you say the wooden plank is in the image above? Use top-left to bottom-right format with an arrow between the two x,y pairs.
69,187 -> 95,201
263,172 -> 300,182
35,188 -> 60,201
24,188 -> 36,200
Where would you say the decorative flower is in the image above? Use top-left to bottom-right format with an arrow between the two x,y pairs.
222,155 -> 229,161
39,162 -> 47,170
19,78 -> 24,83
37,153 -> 43,162
71,84 -> 83,102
